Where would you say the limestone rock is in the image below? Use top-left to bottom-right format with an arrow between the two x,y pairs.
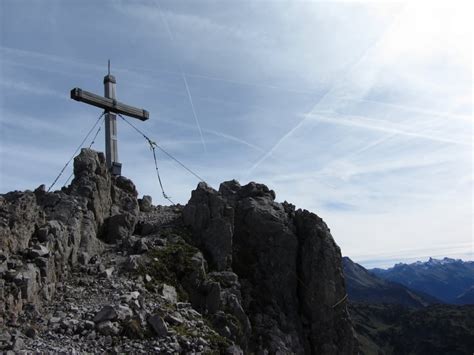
69,149 -> 112,227
165,312 -> 184,326
100,267 -> 114,279
204,281 -> 221,315
93,305 -> 118,323
0,191 -> 44,254
12,336 -> 24,351
27,244 -> 49,258
147,314 -> 168,337
117,305 -> 133,321
138,195 -> 153,212
69,149 -> 139,245
226,345 -> 244,355
183,182 -> 233,271
161,284 -> 178,304
96,320 -> 120,335
13,263 -> 40,304
25,327 -> 37,339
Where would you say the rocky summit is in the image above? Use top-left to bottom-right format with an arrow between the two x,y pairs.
0,148 -> 356,354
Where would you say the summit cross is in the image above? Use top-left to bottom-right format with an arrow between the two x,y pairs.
70,61 -> 149,176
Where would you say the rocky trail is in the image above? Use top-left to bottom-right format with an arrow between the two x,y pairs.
3,205 -> 234,354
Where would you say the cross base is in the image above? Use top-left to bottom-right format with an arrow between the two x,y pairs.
110,162 -> 122,176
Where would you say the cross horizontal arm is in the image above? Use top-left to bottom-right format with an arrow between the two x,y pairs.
70,87 -> 149,121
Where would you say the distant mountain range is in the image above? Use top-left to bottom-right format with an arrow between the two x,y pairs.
370,257 -> 474,304
344,257 -> 474,354
342,257 -> 439,307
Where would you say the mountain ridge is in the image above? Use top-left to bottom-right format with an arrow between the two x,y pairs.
370,257 -> 474,304
0,148 -> 356,354
342,257 -> 440,307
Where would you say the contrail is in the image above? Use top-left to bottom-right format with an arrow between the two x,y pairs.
342,97 -> 472,122
182,72 -> 206,151
155,116 -> 263,152
318,132 -> 397,176
186,72 -> 319,95
156,1 -> 207,152
204,128 -> 263,152
351,133 -> 397,156
247,117 -> 309,174
305,112 -> 470,146
155,0 -> 175,41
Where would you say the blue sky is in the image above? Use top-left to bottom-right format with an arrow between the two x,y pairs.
0,0 -> 472,268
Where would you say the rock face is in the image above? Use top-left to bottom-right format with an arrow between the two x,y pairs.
184,180 -> 355,354
0,149 -> 356,354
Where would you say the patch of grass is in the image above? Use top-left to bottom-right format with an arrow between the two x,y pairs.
173,323 -> 194,337
121,318 -> 146,339
205,330 -> 232,354
172,322 -> 231,354
160,225 -> 194,245
139,239 -> 200,301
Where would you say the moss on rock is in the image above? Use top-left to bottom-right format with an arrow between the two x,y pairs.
140,240 -> 200,301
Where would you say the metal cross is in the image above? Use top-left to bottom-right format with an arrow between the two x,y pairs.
70,62 -> 149,176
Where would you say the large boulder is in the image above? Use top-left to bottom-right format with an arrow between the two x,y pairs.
69,149 -> 112,227
69,149 -> 139,243
183,180 -> 356,354
183,182 -> 233,271
0,191 -> 44,254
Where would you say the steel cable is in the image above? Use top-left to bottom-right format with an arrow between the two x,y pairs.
47,111 -> 105,192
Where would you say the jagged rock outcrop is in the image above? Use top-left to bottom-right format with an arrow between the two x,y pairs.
67,148 -> 139,243
184,180 -> 356,354
0,149 -> 356,354
183,182 -> 234,272
0,149 -> 140,326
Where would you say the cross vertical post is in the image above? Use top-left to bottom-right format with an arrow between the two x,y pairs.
104,73 -> 121,175
70,63 -> 149,176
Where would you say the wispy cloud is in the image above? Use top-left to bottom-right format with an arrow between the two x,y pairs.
323,201 -> 357,212
0,79 -> 66,99
0,45 -> 103,73
155,116 -> 263,152
343,97 -> 472,122
350,241 -> 473,269
305,111 -> 471,146
246,116 -> 309,176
